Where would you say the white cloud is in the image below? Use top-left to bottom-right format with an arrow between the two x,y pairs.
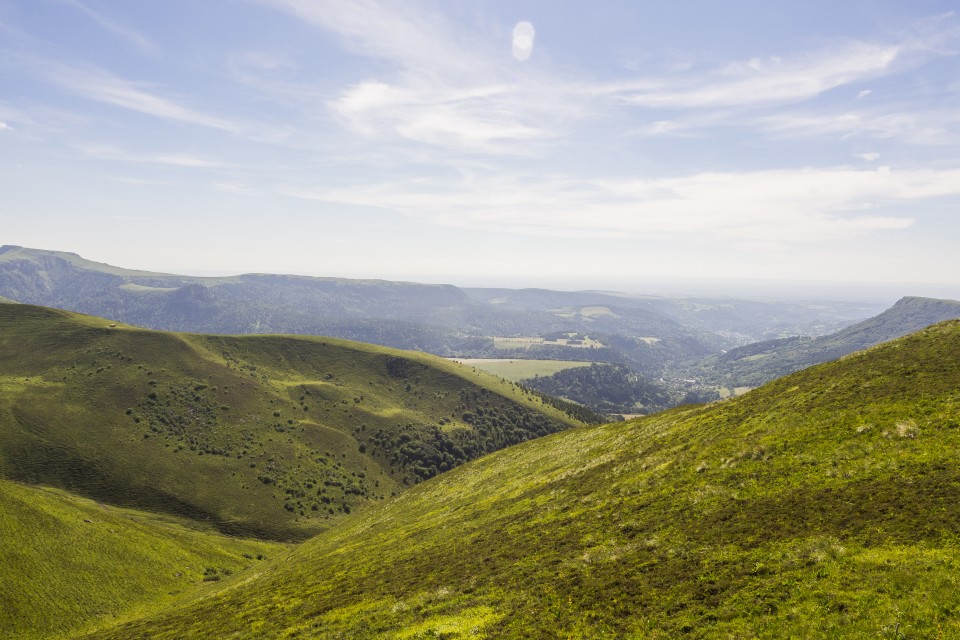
0,122 -> 9,131
613,42 -> 900,109
512,22 -> 535,62
260,0 -> 959,157
328,80 -> 550,152
856,152 -> 881,161
858,89 -> 873,98
278,166 -> 960,244
59,0 -> 156,54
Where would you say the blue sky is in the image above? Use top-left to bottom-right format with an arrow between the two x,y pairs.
1,0 -> 959,293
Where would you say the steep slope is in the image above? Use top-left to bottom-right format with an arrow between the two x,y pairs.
0,303 -> 582,540
86,320 -> 960,638
0,478 -> 284,640
693,295 -> 960,387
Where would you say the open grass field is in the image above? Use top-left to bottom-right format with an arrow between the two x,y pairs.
0,478 -> 285,640
449,358 -> 594,382
81,320 -> 960,638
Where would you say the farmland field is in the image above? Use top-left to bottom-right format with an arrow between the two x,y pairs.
492,335 -> 605,350
448,358 -> 593,381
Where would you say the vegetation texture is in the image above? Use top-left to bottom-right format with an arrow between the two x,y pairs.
0,303 -> 581,541
0,478 -> 284,640
82,320 -> 960,638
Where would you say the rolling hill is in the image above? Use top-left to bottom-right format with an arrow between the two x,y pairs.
79,319 -> 960,638
691,296 -> 960,388
0,303 -> 583,541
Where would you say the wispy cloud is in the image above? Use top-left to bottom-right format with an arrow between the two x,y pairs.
58,0 -> 156,55
255,0 -> 475,74
256,0 -> 564,153
82,145 -> 231,168
14,56 -> 293,141
609,42 -> 901,109
277,166 -> 960,244
328,80 -> 552,153
256,0 -> 960,157
42,61 -> 244,133
760,108 -> 960,145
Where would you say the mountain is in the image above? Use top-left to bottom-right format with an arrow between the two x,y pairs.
466,286 -> 882,343
0,245 -> 475,353
691,295 -> 960,388
0,303 -> 582,541
0,246 -> 882,376
81,319 -> 960,638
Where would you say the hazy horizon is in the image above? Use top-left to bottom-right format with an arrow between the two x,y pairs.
9,241 -> 958,306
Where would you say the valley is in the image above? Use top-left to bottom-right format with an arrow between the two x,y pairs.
66,316 -> 960,638
3,276 -> 960,637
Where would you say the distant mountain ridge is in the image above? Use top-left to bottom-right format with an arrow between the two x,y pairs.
692,295 -> 960,387
0,245 -> 882,363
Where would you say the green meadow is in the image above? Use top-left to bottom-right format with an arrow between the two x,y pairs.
1,478 -> 285,640
78,320 -> 960,638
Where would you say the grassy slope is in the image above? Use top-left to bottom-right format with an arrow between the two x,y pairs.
0,478 -> 285,640
88,320 -> 960,639
0,303 -> 581,541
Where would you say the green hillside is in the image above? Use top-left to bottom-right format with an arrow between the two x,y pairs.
0,303 -> 582,541
84,319 -> 960,638
0,478 -> 285,640
692,295 -> 960,388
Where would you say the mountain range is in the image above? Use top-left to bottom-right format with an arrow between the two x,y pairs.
0,245 -> 883,373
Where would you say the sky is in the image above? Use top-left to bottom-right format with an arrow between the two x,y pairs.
1,0 -> 959,294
